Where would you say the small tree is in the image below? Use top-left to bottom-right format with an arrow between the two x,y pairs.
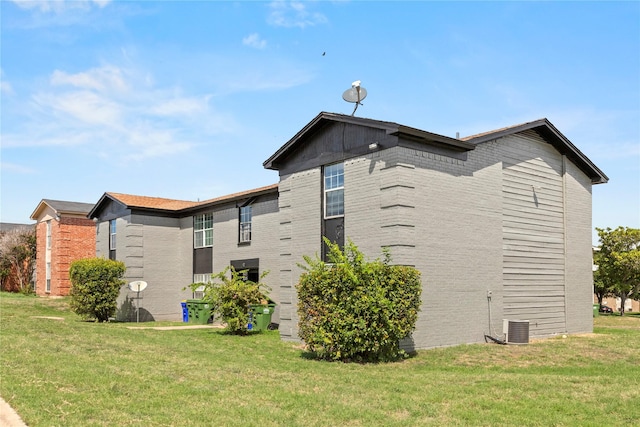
192,267 -> 270,335
0,227 -> 36,294
595,227 -> 640,316
592,249 -> 614,306
69,258 -> 126,322
297,239 -> 422,362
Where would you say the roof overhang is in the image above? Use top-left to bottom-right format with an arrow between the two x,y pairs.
30,199 -> 95,220
389,125 -> 475,151
464,118 -> 608,184
88,184 -> 279,219
263,112 -> 474,171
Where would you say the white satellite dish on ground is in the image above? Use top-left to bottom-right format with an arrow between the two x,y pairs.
342,80 -> 367,116
128,281 -> 148,292
128,281 -> 148,323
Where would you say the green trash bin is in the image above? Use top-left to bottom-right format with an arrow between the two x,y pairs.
248,302 -> 276,331
593,304 -> 599,317
186,299 -> 213,325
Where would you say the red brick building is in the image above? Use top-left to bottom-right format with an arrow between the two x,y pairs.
30,200 -> 96,296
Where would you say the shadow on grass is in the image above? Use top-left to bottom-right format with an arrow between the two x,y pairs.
299,348 -> 418,364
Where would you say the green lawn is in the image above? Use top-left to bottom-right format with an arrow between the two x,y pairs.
1,293 -> 639,426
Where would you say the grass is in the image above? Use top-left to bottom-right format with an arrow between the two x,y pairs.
1,293 -> 639,426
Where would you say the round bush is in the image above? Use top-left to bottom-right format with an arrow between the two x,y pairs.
297,240 -> 421,362
69,258 -> 126,322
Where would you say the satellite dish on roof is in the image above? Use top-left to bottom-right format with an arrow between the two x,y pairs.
342,80 -> 367,116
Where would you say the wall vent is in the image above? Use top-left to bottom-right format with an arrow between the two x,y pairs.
503,319 -> 529,344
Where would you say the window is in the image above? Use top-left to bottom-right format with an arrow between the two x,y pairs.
46,220 -> 52,249
324,163 -> 344,218
193,273 -> 213,284
239,206 -> 252,243
192,274 -> 213,299
194,213 -> 213,248
46,262 -> 51,293
109,220 -> 116,250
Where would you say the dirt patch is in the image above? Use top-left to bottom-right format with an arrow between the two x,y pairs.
31,316 -> 65,321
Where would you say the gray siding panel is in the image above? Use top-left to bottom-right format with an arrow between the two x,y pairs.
564,158 -> 594,334
501,133 -> 566,337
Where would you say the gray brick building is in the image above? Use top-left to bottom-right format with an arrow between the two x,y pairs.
88,185 -> 279,322
264,112 -> 607,349
88,112 -> 607,350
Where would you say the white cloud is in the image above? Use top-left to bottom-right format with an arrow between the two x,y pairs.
11,0 -> 111,13
50,66 -> 127,93
3,64 -> 227,162
34,90 -> 122,126
267,1 -> 327,28
1,81 -> 15,95
150,96 -> 211,117
0,162 -> 36,174
124,127 -> 192,161
242,33 -> 267,50
0,69 -> 14,95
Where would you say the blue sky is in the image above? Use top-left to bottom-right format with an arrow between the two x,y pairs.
1,0 -> 638,244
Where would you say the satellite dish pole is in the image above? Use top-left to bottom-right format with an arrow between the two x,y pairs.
128,281 -> 148,323
342,80 -> 367,116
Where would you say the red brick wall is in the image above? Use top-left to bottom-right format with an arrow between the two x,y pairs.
35,217 -> 96,296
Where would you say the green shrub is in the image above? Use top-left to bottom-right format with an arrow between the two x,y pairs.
192,267 -> 270,335
297,239 -> 422,362
69,258 -> 126,322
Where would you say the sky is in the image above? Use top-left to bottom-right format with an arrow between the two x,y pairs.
1,0 -> 639,244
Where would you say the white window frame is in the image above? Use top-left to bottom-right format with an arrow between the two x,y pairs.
47,220 -> 51,249
239,206 -> 252,243
46,220 -> 52,249
324,162 -> 345,219
194,213 -> 213,248
46,262 -> 51,293
109,220 -> 116,251
192,273 -> 213,299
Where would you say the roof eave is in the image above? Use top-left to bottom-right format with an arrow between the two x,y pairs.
466,119 -> 608,185
263,112 -> 328,170
263,112 -> 473,170
87,193 -> 120,219
180,184 -> 279,214
389,125 -> 476,151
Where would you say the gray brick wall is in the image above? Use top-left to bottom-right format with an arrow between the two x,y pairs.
208,195 -> 281,322
277,169 -> 321,340
279,144 -> 504,348
385,144 -> 504,349
115,214 -> 192,322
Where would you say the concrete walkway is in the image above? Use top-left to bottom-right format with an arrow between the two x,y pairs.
0,397 -> 27,427
126,324 -> 224,330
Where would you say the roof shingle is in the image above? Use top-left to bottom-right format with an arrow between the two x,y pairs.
106,193 -> 201,211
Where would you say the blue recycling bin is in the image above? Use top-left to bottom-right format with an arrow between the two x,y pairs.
181,301 -> 188,323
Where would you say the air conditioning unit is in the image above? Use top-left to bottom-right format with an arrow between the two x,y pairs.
503,319 -> 529,344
